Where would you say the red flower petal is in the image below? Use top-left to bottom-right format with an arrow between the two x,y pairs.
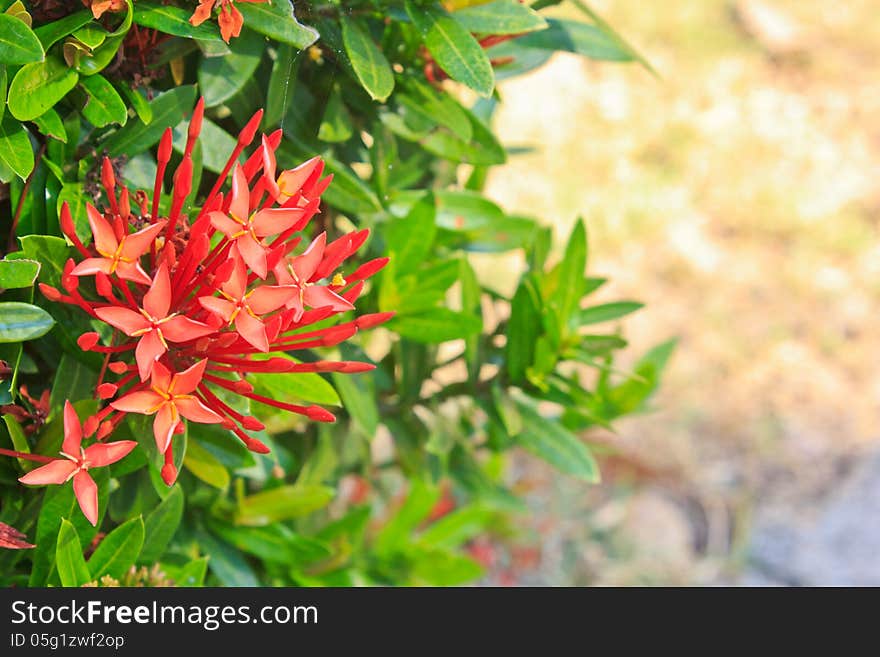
292,232 -> 326,281
73,470 -> 99,526
172,359 -> 208,395
198,296 -> 236,324
229,164 -> 250,222
135,329 -> 167,382
62,401 -> 83,456
94,307 -> 150,337
86,203 -> 118,255
70,257 -> 113,277
250,208 -> 304,238
153,403 -> 178,453
111,390 -> 164,414
235,311 -> 269,352
18,459 -> 78,486
121,221 -> 167,262
247,285 -> 297,315
144,262 -> 172,319
160,316 -> 216,343
234,233 -> 268,279
303,285 -> 354,313
175,396 -> 223,424
84,440 -> 137,468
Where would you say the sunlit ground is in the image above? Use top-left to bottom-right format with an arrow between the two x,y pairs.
482,0 -> 880,584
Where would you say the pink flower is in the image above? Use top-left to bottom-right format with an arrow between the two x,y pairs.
18,402 -> 136,526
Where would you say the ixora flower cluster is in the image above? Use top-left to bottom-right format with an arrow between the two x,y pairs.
12,99 -> 390,525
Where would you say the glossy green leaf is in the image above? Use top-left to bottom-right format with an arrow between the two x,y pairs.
183,439 -> 229,489
170,557 -> 208,587
139,485 -> 183,563
34,11 -> 92,50
0,302 -> 54,343
87,515 -> 144,580
453,0 -> 547,35
249,355 -> 341,407
405,1 -> 494,97
235,485 -> 335,526
56,519 -> 90,588
198,29 -> 263,107
79,74 -> 127,127
551,219 -> 587,334
0,14 -> 44,65
0,258 -> 39,289
514,396 -> 600,482
340,16 -> 394,102
0,113 -> 34,180
118,84 -> 152,124
7,58 -> 78,121
32,107 -> 67,142
133,2 -> 222,40
506,277 -> 541,382
237,0 -> 318,49
375,480 -> 439,553
103,85 -> 196,156
16,235 -> 69,287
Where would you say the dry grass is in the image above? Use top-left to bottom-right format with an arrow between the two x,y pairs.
482,0 -> 880,584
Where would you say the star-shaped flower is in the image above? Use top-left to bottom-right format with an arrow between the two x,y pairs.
18,401 -> 136,526
273,232 -> 354,322
95,263 -> 216,381
209,165 -> 306,278
111,360 -> 223,453
199,256 -> 295,351
71,204 -> 166,285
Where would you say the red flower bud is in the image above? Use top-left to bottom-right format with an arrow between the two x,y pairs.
161,463 -> 178,486
77,332 -> 100,351
38,284 -> 62,302
96,383 -> 117,399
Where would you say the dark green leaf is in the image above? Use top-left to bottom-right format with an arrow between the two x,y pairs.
139,485 -> 183,563
182,438 -> 229,489
133,2 -> 222,40
237,0 -> 318,49
506,277 -> 541,383
198,29 -> 263,107
405,1 -> 494,97
317,84 -> 353,142
103,85 -> 196,156
34,11 -> 93,50
0,302 -> 54,342
87,515 -> 144,580
55,519 -> 90,588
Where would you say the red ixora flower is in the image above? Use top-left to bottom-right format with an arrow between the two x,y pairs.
18,402 -> 136,526
40,97 -> 392,487
190,0 -> 268,43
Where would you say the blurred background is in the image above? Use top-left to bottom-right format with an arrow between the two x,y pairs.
478,0 -> 880,585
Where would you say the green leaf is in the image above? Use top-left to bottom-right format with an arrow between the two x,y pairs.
384,192 -> 436,275
209,521 -> 331,566
118,84 -> 152,124
0,113 -> 34,181
0,13 -> 44,65
16,235 -> 68,287
0,258 -> 39,289
133,2 -> 222,40
453,0 -> 547,35
29,469 -> 108,586
580,301 -> 643,325
34,11 -> 92,50
139,485 -> 183,563
237,0 -> 318,49
7,57 -> 78,121
235,485 -> 335,526
340,16 -> 394,102
48,356 -> 98,416
375,480 -> 439,553
32,107 -> 67,142
249,355 -> 341,407
514,396 -> 600,482
391,308 -> 482,343
0,302 -> 54,343
183,439 -> 229,489
79,74 -> 127,127
3,413 -> 30,470
103,85 -> 196,156
418,505 -> 493,550
405,1 -> 494,97
195,530 -> 259,586
506,277 -> 541,383
171,116 -> 236,174
317,84 -> 353,143
170,557 -> 208,587
198,29 -> 263,107
551,219 -> 587,335
87,515 -> 144,580
508,17 -> 634,61
410,548 -> 483,585
331,371 -> 378,439
56,519 -> 90,588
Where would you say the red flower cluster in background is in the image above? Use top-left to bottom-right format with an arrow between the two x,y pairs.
30,98 -> 390,522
